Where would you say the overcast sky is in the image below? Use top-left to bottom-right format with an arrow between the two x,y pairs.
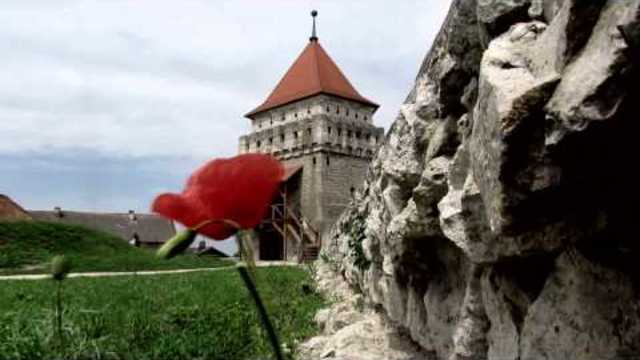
1,1 -> 451,252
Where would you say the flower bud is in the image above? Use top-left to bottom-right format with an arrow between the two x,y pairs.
50,255 -> 71,281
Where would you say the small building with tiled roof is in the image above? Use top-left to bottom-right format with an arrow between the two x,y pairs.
0,195 -> 32,222
30,207 -> 176,248
239,11 -> 384,262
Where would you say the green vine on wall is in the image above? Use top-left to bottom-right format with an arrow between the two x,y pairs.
345,214 -> 370,271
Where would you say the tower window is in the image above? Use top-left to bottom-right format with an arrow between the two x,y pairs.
257,140 -> 262,147
313,157 -> 317,166
355,113 -> 359,119
295,113 -> 298,118
307,128 -> 312,136
280,134 -> 285,142
269,137 -> 273,145
338,129 -> 342,136
350,187 -> 355,196
326,156 -> 330,165
328,127 -> 332,134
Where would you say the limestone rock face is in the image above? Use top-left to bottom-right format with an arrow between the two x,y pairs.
310,0 -> 640,359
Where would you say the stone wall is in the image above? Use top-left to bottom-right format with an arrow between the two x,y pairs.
317,1 -> 640,359
238,95 -> 383,159
277,150 -> 375,241
319,153 -> 372,239
244,94 -> 376,133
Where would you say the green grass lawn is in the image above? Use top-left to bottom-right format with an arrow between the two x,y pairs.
0,221 -> 231,275
0,266 -> 324,360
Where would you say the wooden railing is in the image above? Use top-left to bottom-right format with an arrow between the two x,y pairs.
265,202 -> 320,262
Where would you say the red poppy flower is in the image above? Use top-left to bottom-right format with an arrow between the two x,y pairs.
152,154 -> 284,240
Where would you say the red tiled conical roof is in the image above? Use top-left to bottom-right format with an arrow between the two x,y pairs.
246,40 -> 378,118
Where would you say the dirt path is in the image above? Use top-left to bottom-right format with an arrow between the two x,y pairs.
0,261 -> 300,281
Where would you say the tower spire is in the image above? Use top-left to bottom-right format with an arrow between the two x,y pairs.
310,10 -> 318,42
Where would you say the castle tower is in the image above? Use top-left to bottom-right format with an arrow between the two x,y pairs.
239,11 -> 384,261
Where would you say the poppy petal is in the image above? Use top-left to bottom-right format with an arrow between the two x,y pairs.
191,154 -> 284,229
152,193 -> 207,229
198,221 -> 237,240
152,154 -> 284,241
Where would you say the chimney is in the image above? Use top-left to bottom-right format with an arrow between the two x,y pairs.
128,210 -> 137,222
54,206 -> 63,218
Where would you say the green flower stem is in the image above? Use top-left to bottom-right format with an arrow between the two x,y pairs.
55,281 -> 63,349
237,266 -> 284,360
156,229 -> 198,259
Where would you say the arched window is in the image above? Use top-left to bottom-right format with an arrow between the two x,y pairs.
313,157 -> 317,166
326,156 -> 330,166
307,128 -> 312,136
280,134 -> 285,142
257,140 -> 262,147
328,127 -> 332,134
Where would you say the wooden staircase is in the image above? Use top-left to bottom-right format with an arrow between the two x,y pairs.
266,198 -> 321,263
301,245 -> 320,262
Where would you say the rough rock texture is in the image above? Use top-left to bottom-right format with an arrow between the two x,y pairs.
298,262 -> 431,360
311,0 -> 640,359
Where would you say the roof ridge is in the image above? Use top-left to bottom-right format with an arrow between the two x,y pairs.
311,42 -> 325,90
29,209 -> 161,217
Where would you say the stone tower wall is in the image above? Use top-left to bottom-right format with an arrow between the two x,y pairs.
239,94 -> 383,240
239,95 -> 381,158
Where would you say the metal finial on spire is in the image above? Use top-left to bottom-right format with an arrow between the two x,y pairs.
310,10 -> 318,42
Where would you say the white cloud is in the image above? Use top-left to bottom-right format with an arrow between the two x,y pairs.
0,0 -> 452,158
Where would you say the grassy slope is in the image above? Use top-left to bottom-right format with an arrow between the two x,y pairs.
0,221 -> 230,274
0,267 -> 323,360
